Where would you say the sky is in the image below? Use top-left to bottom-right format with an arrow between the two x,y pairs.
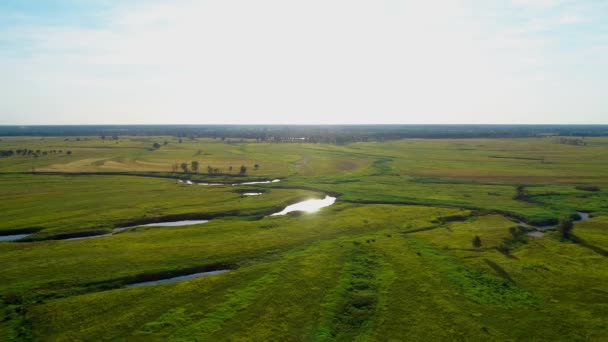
0,0 -> 606,125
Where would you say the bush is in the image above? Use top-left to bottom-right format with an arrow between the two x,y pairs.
558,217 -> 574,239
575,185 -> 600,192
472,235 -> 482,248
3,293 -> 22,305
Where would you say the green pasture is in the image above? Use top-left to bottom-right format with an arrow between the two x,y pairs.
0,136 -> 606,341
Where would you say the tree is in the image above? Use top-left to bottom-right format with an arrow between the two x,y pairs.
178,138 -> 183,144
152,142 -> 161,149
254,164 -> 259,170
472,235 -> 482,248
239,165 -> 247,175
171,163 -> 179,173
514,185 -> 526,201
191,161 -> 199,173
207,165 -> 213,174
559,217 -> 574,239
228,166 -> 233,174
66,150 -> 72,155
164,141 -> 169,145
180,162 -> 188,173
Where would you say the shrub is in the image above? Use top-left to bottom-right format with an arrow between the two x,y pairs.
472,235 -> 482,248
575,185 -> 600,192
558,217 -> 574,239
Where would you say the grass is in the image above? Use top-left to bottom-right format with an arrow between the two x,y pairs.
0,136 -> 607,341
0,174 -> 319,239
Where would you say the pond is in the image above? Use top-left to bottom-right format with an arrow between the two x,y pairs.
127,269 -> 230,288
270,196 -> 336,216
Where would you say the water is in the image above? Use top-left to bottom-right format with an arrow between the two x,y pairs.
0,233 -> 32,241
64,233 -> 113,241
525,211 -> 591,236
242,192 -> 263,196
270,196 -> 336,216
235,179 -> 281,185
115,219 -> 209,232
127,269 -> 230,288
577,212 -> 591,221
179,179 -> 281,186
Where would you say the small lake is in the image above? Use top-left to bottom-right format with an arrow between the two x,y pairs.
127,269 -> 230,288
0,233 -> 32,242
271,196 -> 336,216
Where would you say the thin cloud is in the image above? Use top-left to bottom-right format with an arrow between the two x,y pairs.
0,0 -> 606,124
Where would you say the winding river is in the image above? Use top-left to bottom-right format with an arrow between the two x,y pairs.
0,233 -> 32,242
178,179 -> 281,186
59,195 -> 337,241
127,269 -> 230,288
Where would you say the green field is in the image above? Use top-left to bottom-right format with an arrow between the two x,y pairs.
1,136 -> 607,341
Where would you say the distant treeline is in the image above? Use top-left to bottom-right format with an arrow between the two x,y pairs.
1,125 -> 607,143
0,149 -> 71,158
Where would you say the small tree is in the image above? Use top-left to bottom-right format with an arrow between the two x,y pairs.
472,235 -> 482,249
180,162 -> 188,173
66,150 -> 72,155
207,165 -> 213,174
514,185 -> 526,201
171,162 -> 179,173
559,217 -> 574,239
239,165 -> 247,175
254,164 -> 259,170
228,166 -> 233,174
191,161 -> 199,173
152,142 -> 161,149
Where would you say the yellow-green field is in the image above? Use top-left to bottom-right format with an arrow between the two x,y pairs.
0,136 -> 606,341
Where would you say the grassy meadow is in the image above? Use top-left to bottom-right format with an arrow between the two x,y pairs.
0,136 -> 607,341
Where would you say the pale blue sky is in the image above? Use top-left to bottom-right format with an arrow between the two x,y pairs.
0,0 -> 606,124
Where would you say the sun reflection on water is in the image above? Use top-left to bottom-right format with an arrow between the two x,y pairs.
271,196 -> 336,216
